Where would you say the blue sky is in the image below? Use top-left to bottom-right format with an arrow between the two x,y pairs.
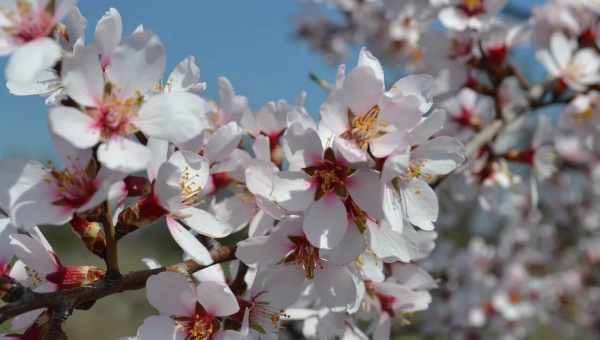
0,0 -> 542,161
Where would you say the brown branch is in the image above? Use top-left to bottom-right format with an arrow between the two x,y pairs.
230,263 -> 249,296
44,304 -> 71,340
0,245 -> 236,324
100,203 -> 120,279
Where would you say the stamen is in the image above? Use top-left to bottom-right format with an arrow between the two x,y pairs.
341,106 -> 383,150
283,235 -> 323,279
180,166 -> 205,206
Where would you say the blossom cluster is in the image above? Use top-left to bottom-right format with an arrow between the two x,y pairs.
0,1 -> 468,340
293,0 -> 600,338
0,0 -> 599,339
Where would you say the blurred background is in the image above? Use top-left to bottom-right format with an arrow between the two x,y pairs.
0,1 -> 556,339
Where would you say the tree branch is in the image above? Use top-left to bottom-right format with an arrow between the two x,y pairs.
100,204 -> 120,279
0,245 -> 236,324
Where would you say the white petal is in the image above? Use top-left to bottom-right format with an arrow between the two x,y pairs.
343,65 -> 384,116
235,235 -> 274,266
218,77 -> 248,123
314,265 -> 359,310
136,92 -> 209,144
536,50 -> 560,77
97,138 -> 151,173
379,96 -> 422,130
438,7 -> 468,31
167,217 -> 213,266
6,38 -> 61,87
136,316 -> 181,340
0,159 -> 47,220
61,45 -> 104,107
320,89 -> 350,135
7,68 -> 59,96
401,179 -> 438,230
108,30 -> 165,95
146,138 -> 169,181
387,74 -> 435,113
9,234 -> 57,277
94,8 -> 122,56
260,266 -> 307,310
196,281 -> 239,317
10,308 -> 45,332
382,151 -> 410,182
382,184 -> 405,233
357,47 -> 384,84
411,136 -> 465,176
369,221 -> 435,262
550,32 -> 573,69
322,221 -> 365,266
210,195 -> 255,232
391,263 -> 437,290
205,122 -> 243,163
303,194 -> 348,249
146,271 -> 196,316
11,176 -> 73,227
192,262 -> 226,284
252,135 -> 271,162
282,122 -> 324,170
370,131 -> 409,159
271,171 -> 315,212
333,137 -> 368,163
245,164 -> 274,198
0,218 -> 16,264
407,109 -> 446,145
347,170 -> 384,220
48,106 -> 100,149
179,207 -> 233,238
167,56 -> 205,93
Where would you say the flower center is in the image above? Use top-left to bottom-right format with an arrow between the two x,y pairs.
1,1 -> 56,44
459,0 -> 485,16
453,108 -> 482,129
303,148 -> 355,200
341,106 -> 383,150
564,62 -> 585,84
405,161 -> 433,182
238,297 -> 288,331
89,87 -> 144,140
25,266 -> 45,289
365,281 -> 397,316
283,235 -> 323,279
180,165 -> 206,206
47,160 -> 97,209
177,307 -> 218,340
574,106 -> 594,123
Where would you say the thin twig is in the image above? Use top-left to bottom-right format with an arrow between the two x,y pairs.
100,203 -> 121,279
0,245 -> 236,324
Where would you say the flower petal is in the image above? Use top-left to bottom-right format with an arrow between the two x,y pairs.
9,234 -> 57,277
167,217 -> 213,266
196,281 -> 239,317
61,45 -> 104,107
205,122 -> 243,163
146,272 -> 196,316
94,8 -> 122,57
303,194 -> 348,249
108,30 -> 165,95
179,206 -> 233,238
314,265 -> 359,310
136,316 -> 182,340
401,179 -> 438,230
48,106 -> 100,149
6,38 -> 61,87
136,92 -> 210,144
97,138 -> 151,173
